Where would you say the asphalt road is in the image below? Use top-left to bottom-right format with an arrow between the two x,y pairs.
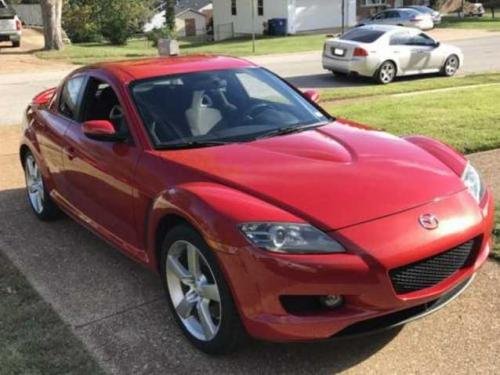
0,126 -> 498,374
1,34 -> 500,127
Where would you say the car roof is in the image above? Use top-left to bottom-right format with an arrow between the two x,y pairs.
356,24 -> 414,33
85,55 -> 257,83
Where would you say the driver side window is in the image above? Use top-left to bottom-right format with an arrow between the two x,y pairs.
408,33 -> 435,46
81,78 -> 129,136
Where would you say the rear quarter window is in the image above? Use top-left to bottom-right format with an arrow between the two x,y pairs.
340,29 -> 385,43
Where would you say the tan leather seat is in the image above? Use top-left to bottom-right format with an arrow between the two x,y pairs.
185,91 -> 222,136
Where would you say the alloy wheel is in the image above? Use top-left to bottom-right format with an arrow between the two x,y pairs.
379,62 -> 396,84
445,56 -> 459,76
166,240 -> 222,341
25,154 -> 44,214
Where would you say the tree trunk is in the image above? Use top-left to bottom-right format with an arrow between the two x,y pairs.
40,0 -> 64,50
164,0 -> 176,34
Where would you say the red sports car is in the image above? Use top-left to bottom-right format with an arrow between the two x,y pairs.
20,56 -> 494,354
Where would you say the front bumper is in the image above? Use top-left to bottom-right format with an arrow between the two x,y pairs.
219,189 -> 494,342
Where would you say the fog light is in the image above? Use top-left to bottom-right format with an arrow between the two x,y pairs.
320,295 -> 343,308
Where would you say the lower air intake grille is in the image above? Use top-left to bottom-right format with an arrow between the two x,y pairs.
389,238 -> 477,294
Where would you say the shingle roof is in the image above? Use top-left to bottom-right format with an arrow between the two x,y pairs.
155,0 -> 212,15
175,0 -> 212,14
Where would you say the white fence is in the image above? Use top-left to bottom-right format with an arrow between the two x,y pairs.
12,4 -> 42,26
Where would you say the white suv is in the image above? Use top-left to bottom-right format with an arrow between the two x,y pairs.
0,0 -> 21,47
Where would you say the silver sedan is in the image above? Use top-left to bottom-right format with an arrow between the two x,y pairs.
322,25 -> 464,84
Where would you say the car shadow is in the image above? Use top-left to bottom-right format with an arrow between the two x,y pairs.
0,187 -> 401,373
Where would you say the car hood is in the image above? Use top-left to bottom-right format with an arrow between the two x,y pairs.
160,121 -> 465,230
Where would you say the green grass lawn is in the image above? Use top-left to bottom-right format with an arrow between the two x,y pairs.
319,73 -> 500,101
322,84 -> 500,154
439,11 -> 500,31
36,33 -> 327,65
0,252 -> 105,374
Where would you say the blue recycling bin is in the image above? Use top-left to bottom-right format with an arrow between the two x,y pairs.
268,18 -> 287,36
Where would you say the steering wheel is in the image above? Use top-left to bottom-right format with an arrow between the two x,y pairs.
240,103 -> 274,122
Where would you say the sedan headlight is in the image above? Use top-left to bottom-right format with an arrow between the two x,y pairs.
461,162 -> 485,203
239,223 -> 345,254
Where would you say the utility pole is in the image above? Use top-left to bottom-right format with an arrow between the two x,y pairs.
251,0 -> 256,53
341,0 -> 345,34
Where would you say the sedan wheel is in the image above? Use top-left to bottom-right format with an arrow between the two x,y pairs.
442,55 -> 459,77
161,224 -> 245,354
25,154 -> 45,214
23,152 -> 60,220
376,61 -> 396,84
166,240 -> 222,341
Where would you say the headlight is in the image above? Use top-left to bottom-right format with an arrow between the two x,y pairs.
239,223 -> 345,254
461,162 -> 485,203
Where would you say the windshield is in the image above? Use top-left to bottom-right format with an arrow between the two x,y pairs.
131,68 -> 329,149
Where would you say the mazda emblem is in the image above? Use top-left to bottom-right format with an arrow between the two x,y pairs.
419,214 -> 439,230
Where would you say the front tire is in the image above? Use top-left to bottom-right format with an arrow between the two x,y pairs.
23,152 -> 60,221
376,61 -> 396,84
441,54 -> 459,77
160,224 -> 246,355
12,40 -> 20,48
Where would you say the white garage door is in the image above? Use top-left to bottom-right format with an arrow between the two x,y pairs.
292,0 -> 345,32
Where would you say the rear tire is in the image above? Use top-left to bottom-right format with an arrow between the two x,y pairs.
160,224 -> 247,355
441,54 -> 459,77
375,61 -> 396,84
23,151 -> 60,221
12,40 -> 20,48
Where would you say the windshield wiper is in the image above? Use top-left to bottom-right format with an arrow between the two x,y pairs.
254,122 -> 327,140
158,140 -> 233,150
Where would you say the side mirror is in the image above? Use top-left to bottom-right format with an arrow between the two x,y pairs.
434,41 -> 441,48
83,120 -> 125,142
303,89 -> 320,103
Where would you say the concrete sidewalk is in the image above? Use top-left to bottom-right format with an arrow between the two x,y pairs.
0,127 -> 498,374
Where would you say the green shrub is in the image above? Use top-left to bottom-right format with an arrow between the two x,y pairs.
63,3 -> 101,43
100,0 -> 151,45
146,28 -> 177,47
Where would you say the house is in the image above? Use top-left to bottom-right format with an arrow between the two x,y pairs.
144,0 -> 213,38
212,0 -> 357,41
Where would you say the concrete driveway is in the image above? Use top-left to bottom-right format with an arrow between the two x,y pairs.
0,126 -> 499,374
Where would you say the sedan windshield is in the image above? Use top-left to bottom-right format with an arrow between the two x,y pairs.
131,68 -> 329,149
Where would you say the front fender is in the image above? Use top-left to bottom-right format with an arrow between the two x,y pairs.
145,182 -> 304,267
145,183 -> 304,326
404,135 -> 467,176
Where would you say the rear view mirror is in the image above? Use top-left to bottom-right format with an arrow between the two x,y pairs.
83,120 -> 125,142
303,89 -> 320,103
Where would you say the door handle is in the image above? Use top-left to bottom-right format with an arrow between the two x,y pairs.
63,146 -> 76,160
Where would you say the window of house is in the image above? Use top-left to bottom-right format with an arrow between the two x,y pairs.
258,0 -> 264,16
231,0 -> 237,16
363,0 -> 387,6
58,76 -> 86,120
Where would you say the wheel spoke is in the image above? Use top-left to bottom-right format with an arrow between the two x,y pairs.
197,299 -> 217,339
27,158 -> 36,178
187,244 -> 201,279
199,283 -> 220,302
166,255 -> 192,283
34,192 -> 43,213
175,295 -> 196,319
